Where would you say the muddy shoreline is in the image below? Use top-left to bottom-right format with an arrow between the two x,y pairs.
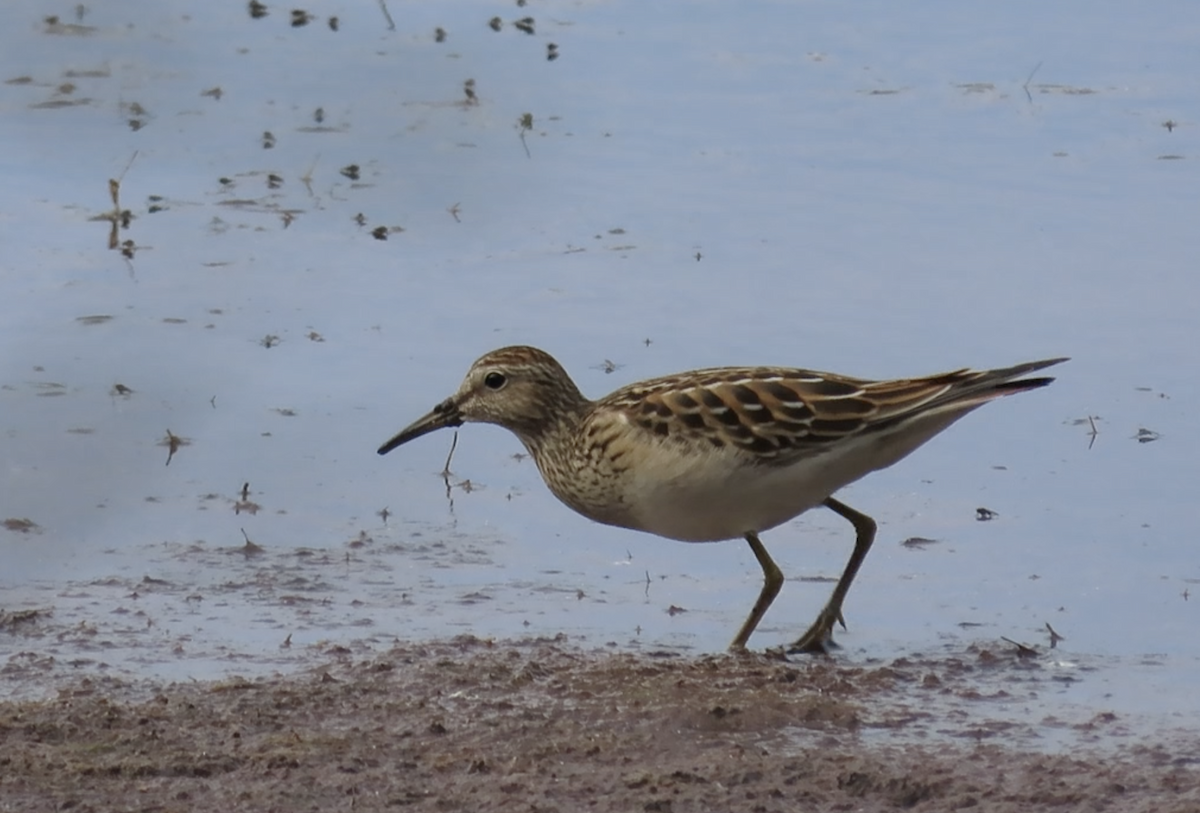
2,636 -> 1197,811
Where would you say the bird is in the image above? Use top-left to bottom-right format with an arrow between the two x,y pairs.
377,346 -> 1065,654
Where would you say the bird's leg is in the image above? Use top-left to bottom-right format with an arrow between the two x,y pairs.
728,531 -> 784,651
789,497 -> 877,654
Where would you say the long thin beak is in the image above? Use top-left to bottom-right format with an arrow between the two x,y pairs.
377,398 -> 463,455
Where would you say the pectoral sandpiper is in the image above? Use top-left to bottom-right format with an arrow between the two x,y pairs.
378,346 -> 1065,653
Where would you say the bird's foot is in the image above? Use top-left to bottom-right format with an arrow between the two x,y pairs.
787,606 -> 845,655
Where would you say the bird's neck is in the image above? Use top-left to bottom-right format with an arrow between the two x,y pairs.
516,399 -> 589,464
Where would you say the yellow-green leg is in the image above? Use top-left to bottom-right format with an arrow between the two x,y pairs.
728,530 -> 783,651
789,496 -> 877,654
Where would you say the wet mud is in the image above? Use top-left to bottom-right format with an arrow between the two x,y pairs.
3,636 -> 1197,812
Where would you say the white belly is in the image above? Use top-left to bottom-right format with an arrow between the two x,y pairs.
616,447 -> 848,542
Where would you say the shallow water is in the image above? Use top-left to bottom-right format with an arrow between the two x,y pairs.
2,0 -> 1198,751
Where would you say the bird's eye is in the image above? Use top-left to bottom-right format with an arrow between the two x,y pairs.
483,371 -> 507,390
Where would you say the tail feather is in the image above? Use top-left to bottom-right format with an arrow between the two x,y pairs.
948,356 -> 1068,407
985,356 -> 1070,380
850,356 -> 1067,473
862,356 -> 1067,437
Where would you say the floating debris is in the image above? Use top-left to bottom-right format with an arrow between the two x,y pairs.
3,518 -> 41,534
1134,428 -> 1160,444
160,429 -> 191,466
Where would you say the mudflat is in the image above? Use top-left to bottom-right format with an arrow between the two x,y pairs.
2,636 -> 1196,812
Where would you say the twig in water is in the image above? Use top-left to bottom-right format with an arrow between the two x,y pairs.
441,431 -> 459,510
377,0 -> 395,30
1001,636 -> 1038,658
1022,60 -> 1043,103
442,431 -> 458,477
518,113 -> 533,158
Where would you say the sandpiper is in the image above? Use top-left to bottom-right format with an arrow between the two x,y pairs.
378,346 -> 1065,653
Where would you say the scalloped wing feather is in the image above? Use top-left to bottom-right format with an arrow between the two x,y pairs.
598,359 -> 1064,466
